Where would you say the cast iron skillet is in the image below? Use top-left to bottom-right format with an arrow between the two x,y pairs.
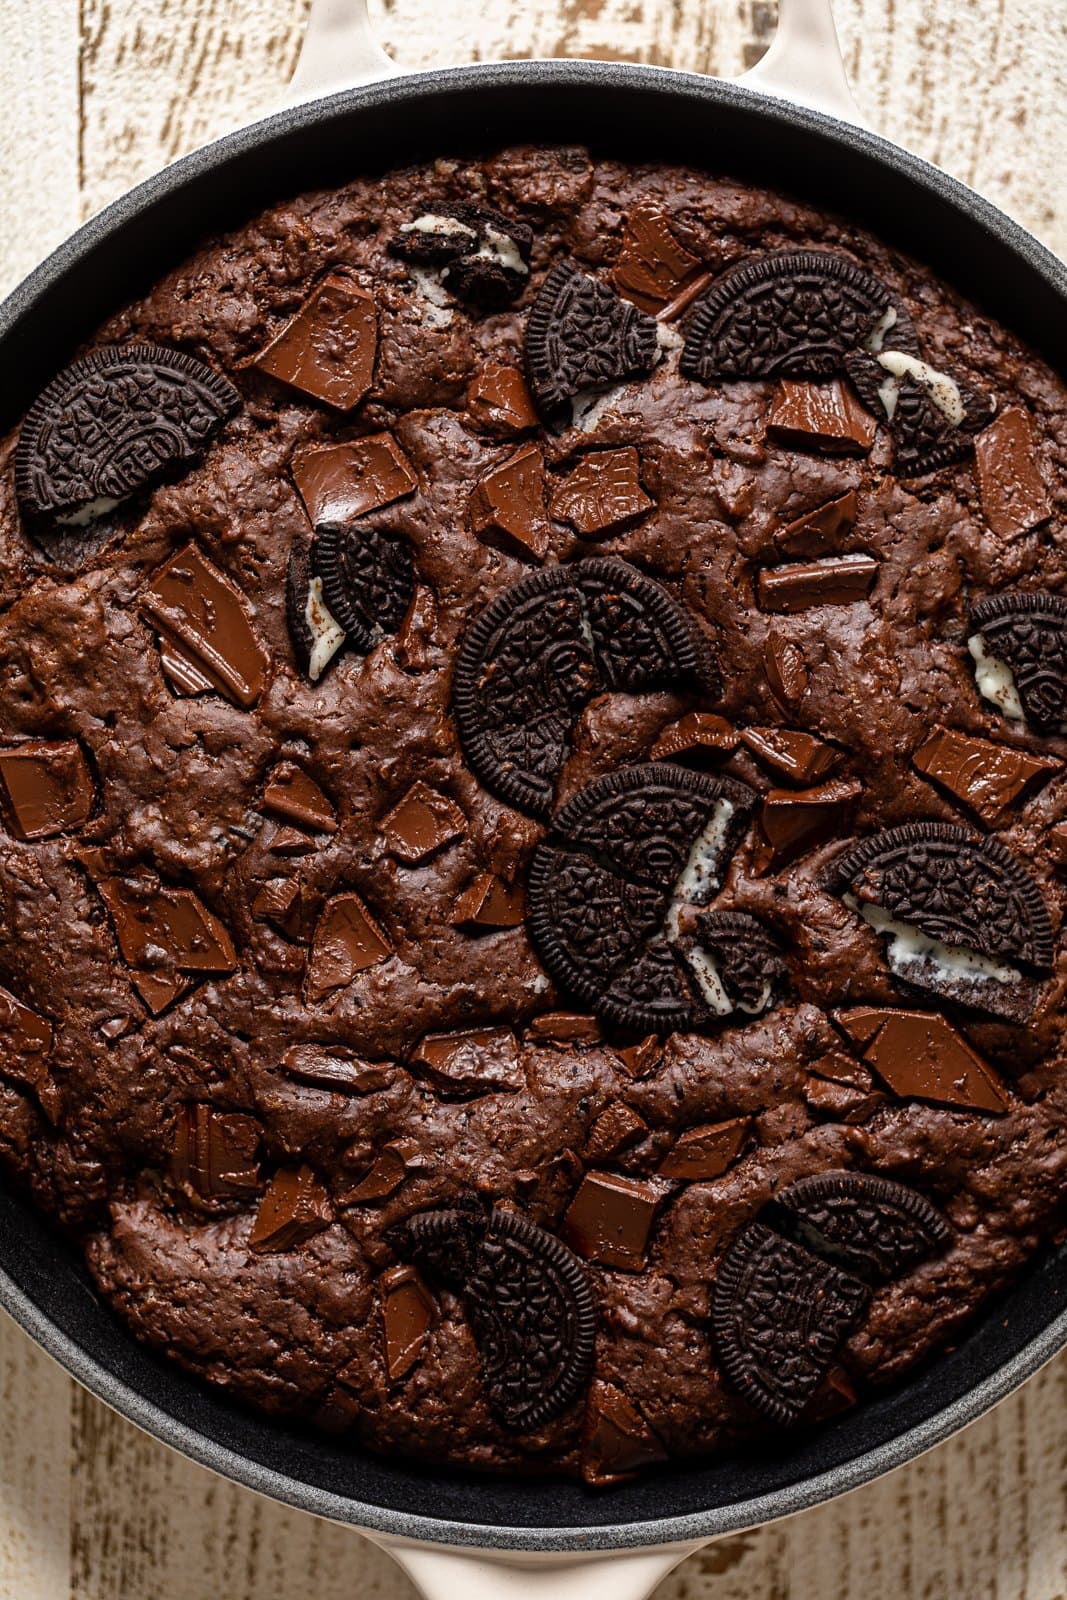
1,2 -> 1065,1593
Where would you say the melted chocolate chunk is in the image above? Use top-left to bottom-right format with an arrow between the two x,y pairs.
248,1165 -> 333,1253
690,910 -> 786,1013
15,343 -> 239,536
453,557 -> 715,818
0,740 -> 95,840
711,1222 -> 870,1424
312,521 -> 416,651
562,1171 -> 668,1270
249,272 -> 377,410
835,1007 -> 1010,1113
141,541 -> 269,709
680,252 -> 907,383
772,1170 -> 953,1283
388,1205 -> 596,1432
391,203 -> 533,308
974,408 -> 1053,538
524,263 -> 658,422
170,1104 -> 261,1206
548,447 -> 653,538
969,591 -> 1067,732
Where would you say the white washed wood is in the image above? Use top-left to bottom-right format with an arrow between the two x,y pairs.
0,2 -> 1065,1597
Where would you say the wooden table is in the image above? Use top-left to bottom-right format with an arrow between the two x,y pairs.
1,2 -> 1065,1595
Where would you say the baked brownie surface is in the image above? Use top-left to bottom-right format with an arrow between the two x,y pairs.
0,144 -> 1065,1483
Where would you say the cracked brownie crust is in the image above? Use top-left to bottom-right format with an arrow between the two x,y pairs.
0,145 -> 1065,1483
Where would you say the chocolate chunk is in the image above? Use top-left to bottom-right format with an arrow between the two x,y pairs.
969,592 -> 1067,732
0,740 -> 94,840
773,1170 -> 952,1283
758,777 -> 862,868
394,584 -> 438,673
279,1043 -> 394,1093
389,1205 -> 596,1431
775,490 -> 858,558
249,1165 -> 333,1252
170,1104 -> 261,1204
650,712 -> 737,763
0,983 -> 57,1120
453,873 -> 525,931
581,1380 -> 668,1486
834,1007 -> 1009,1113
141,541 -> 269,709
311,520 -> 416,651
15,343 -> 239,535
585,1102 -> 648,1161
562,1170 -> 669,1270
764,633 -> 809,707
249,272 -> 377,409
740,726 -> 839,786
262,761 -> 337,832
469,445 -> 549,562
528,764 -> 754,1032
379,1263 -> 435,1381
802,1076 -> 884,1124
392,204 -> 533,308
681,251 -> 902,382
548,448 -> 653,538
757,554 -> 878,613
381,781 -> 465,864
688,910 -> 786,1014
305,891 -> 393,1004
912,726 -> 1060,824
292,433 -> 417,524
658,270 -> 714,324
340,1139 -> 420,1203
611,204 -> 703,313
251,878 -> 303,937
467,363 -> 540,435
526,1012 -> 603,1046
285,541 -> 346,683
453,558 -> 716,818
524,262 -> 658,422
409,1027 -> 524,1095
132,971 -> 192,1016
975,408 -> 1052,538
264,822 -> 317,857
711,1221 -> 870,1424
765,381 -> 878,455
98,877 -> 237,998
657,1116 -> 750,1180
613,1036 -> 662,1079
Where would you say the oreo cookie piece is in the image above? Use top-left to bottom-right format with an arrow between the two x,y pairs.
968,591 -> 1067,732
711,1222 -> 870,1424
680,252 -> 911,383
826,821 -> 1053,1021
844,351 -> 993,477
15,343 -> 240,539
687,910 -> 786,1016
772,1171 -> 953,1284
312,521 -> 416,652
286,541 -> 346,683
524,263 -> 659,422
387,1205 -> 596,1433
527,763 -> 755,1033
391,203 -> 533,309
452,557 -> 717,819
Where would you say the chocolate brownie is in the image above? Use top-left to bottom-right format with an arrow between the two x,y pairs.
0,144 -> 1065,1485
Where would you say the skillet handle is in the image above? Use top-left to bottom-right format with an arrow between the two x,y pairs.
376,1538 -> 702,1600
287,0 -> 400,101
736,0 -> 867,126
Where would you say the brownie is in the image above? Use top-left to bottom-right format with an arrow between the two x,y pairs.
0,145 -> 1065,1485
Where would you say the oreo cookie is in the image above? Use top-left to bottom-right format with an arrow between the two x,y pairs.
688,911 -> 786,1015
524,263 -> 659,422
772,1171 -> 952,1284
387,1205 -> 596,1433
391,203 -> 533,309
312,521 -> 416,651
844,351 -> 993,477
452,557 -> 717,819
968,591 -> 1067,732
286,542 -> 346,683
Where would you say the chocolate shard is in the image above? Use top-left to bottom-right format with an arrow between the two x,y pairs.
279,1043 -> 394,1093
802,1075 -> 885,1124
98,876 -> 237,982
264,822 -> 317,857
526,1012 -> 603,1046
249,271 -> 377,410
380,781 -> 465,864
0,740 -> 95,840
261,760 -> 337,832
585,1101 -> 649,1161
170,1103 -> 261,1204
974,408 -> 1052,539
394,584 -> 438,673
467,363 -> 540,436
775,489 -> 859,558
141,541 -> 269,709
340,1138 -> 420,1203
581,1380 -> 668,1487
248,1165 -> 333,1253
765,380 -> 878,455
772,1169 -> 952,1283
912,726 -> 1060,825
548,447 -> 653,538
758,554 -> 878,613
612,1035 -> 662,1079
650,712 -> 737,763
305,891 -> 393,1004
452,872 -> 525,931
469,444 -> 549,563
764,633 -> 809,707
131,971 -> 193,1016
611,203 -> 703,313
409,1027 -> 524,1095
758,777 -> 862,869
0,983 -> 58,1120
379,1263 -> 435,1381
292,433 -> 418,525
834,1007 -> 1009,1113
524,262 -> 658,422
562,1170 -> 670,1271
740,726 -> 840,786
251,878 -> 303,937
657,1116 -> 750,1180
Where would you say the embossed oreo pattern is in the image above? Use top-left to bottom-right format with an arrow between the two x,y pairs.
970,592 -> 1067,731
524,262 -> 658,419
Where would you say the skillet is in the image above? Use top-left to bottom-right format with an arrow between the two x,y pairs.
0,3 -> 1065,1595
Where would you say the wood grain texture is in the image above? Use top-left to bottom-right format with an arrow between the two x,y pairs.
0,2 -> 1065,1597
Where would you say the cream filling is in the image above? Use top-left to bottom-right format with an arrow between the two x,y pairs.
304,577 -> 346,682
475,225 -> 529,277
399,213 -> 475,243
849,896 -> 1018,988
967,633 -> 1026,721
409,266 -> 455,327
56,494 -> 122,527
863,305 -> 898,353
874,350 -> 965,425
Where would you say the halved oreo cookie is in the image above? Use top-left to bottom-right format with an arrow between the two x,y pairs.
680,252 -> 908,383
711,1222 -> 870,1425
825,821 -> 1053,1020
688,910 -> 786,1015
391,203 -> 534,308
387,1205 -> 596,1433
844,352 -> 992,477
771,1171 -> 952,1284
15,343 -> 239,538
312,521 -> 416,652
524,263 -> 658,422
968,591 -> 1067,732
452,558 -> 717,819
286,542 -> 346,683
527,763 -> 755,1032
